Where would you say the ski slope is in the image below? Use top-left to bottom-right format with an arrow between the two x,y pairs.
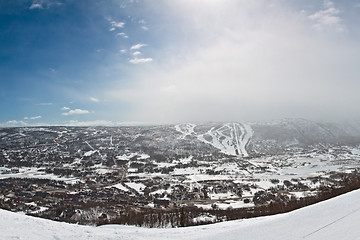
175,122 -> 253,157
2,189 -> 360,240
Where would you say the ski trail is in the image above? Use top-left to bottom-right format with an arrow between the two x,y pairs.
216,124 -> 236,155
181,122 -> 253,157
237,123 -> 248,157
238,123 -> 254,157
174,123 -> 196,139
85,141 -> 95,151
242,123 -> 253,152
84,141 -> 105,159
208,127 -> 233,155
234,123 -> 253,157
232,123 -> 242,156
197,125 -> 236,155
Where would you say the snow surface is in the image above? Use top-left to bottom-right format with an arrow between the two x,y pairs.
2,189 -> 360,239
84,150 -> 98,157
124,182 -> 146,193
105,183 -> 129,192
0,167 -> 80,184
175,123 -> 196,139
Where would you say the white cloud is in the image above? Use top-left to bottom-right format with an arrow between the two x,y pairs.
132,51 -> 141,56
29,0 -> 62,10
61,107 -> 70,111
7,120 -> 23,125
112,21 -> 125,28
130,43 -> 147,50
66,120 -> 115,126
36,102 -> 53,106
109,20 -> 125,31
2,120 -> 28,127
138,19 -> 149,30
24,116 -> 42,120
129,58 -> 153,64
308,0 -> 345,32
90,97 -> 99,102
64,120 -> 144,126
29,3 -> 43,9
116,32 -> 128,38
120,49 -> 127,53
62,109 -> 90,116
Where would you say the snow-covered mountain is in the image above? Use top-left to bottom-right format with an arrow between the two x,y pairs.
174,119 -> 360,156
2,119 -> 360,159
1,189 -> 360,240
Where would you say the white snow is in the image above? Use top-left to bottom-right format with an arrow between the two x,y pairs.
209,192 -> 237,200
174,123 -> 196,139
95,168 -> 115,175
0,167 -> 80,184
196,123 -> 254,156
238,123 -> 254,157
124,182 -> 146,193
192,214 -> 217,224
1,189 -> 360,239
172,167 -> 200,176
84,150 -> 97,157
174,122 -> 254,156
106,183 -> 129,192
116,152 -> 149,161
196,199 -> 254,210
84,141 -> 95,151
185,174 -> 233,182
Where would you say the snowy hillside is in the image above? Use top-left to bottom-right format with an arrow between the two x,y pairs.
1,189 -> 360,240
175,122 -> 253,156
174,119 -> 360,156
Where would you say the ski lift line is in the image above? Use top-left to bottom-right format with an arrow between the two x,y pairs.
302,207 -> 360,238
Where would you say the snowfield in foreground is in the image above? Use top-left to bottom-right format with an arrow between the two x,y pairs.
2,189 -> 360,240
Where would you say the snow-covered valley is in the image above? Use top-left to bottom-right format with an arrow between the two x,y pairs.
1,119 -> 360,227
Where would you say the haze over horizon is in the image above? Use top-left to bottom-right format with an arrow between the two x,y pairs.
1,0 -> 360,126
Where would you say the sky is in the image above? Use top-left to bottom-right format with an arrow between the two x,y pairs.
1,0 -> 360,126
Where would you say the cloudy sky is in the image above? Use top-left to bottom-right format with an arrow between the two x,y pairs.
1,0 -> 360,126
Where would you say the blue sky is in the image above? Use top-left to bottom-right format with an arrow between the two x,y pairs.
1,0 -> 360,126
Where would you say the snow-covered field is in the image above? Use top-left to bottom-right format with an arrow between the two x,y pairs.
0,167 -> 80,184
2,189 -> 360,240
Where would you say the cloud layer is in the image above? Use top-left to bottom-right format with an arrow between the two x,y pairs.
61,109 -> 90,116
107,0 -> 360,123
2,1 -> 360,126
